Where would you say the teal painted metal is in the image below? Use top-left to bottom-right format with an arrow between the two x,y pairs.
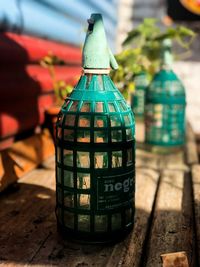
83,14 -> 118,69
145,45 -> 186,148
55,14 -> 135,243
131,71 -> 149,120
161,39 -> 173,67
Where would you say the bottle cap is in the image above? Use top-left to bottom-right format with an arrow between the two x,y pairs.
82,13 -> 118,70
161,39 -> 173,68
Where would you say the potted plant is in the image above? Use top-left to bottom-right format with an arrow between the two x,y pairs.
40,54 -> 74,140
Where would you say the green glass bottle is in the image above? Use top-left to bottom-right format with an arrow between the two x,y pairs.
145,39 -> 186,154
131,71 -> 149,120
55,14 -> 135,243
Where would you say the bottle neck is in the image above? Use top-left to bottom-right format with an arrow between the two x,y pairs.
161,64 -> 172,71
82,71 -> 109,89
160,48 -> 173,70
83,68 -> 110,74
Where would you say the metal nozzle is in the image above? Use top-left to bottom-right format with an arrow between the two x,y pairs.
82,13 -> 118,70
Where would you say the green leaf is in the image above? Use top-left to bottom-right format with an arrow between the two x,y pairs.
122,30 -> 141,46
178,26 -> 195,37
143,18 -> 158,26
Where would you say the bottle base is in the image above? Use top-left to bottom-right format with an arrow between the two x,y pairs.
144,143 -> 184,155
57,222 -> 133,244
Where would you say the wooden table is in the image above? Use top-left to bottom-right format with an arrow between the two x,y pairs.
0,124 -> 199,267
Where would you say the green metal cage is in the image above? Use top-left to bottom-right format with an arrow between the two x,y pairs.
131,71 -> 149,120
145,68 -> 186,148
55,74 -> 135,243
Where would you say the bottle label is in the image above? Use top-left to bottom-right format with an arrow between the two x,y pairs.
96,170 -> 134,210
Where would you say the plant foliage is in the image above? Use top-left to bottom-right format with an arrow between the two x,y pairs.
40,54 -> 74,106
111,19 -> 195,98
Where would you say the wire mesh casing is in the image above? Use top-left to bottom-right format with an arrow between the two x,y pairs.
145,68 -> 186,148
55,73 -> 135,243
131,71 -> 149,120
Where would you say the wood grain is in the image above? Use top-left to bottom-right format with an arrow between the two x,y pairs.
0,122 -> 197,266
191,164 -> 200,262
106,168 -> 159,267
137,149 -> 188,172
186,123 -> 198,165
0,157 -> 55,266
0,129 -> 54,192
145,170 -> 194,267
136,149 -> 160,170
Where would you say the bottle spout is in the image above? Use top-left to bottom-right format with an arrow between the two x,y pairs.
82,13 -> 118,70
161,38 -> 173,68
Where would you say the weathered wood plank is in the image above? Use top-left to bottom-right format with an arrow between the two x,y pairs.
106,168 -> 159,267
28,232 -> 115,267
0,157 -> 120,267
191,164 -> 200,263
158,152 -> 189,172
186,123 -> 198,165
195,134 -> 200,159
135,121 -> 145,144
0,129 -> 55,192
145,170 -> 194,267
24,168 -> 159,267
0,157 -> 55,266
136,149 -> 161,170
137,149 -> 188,172
0,121 -> 196,267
